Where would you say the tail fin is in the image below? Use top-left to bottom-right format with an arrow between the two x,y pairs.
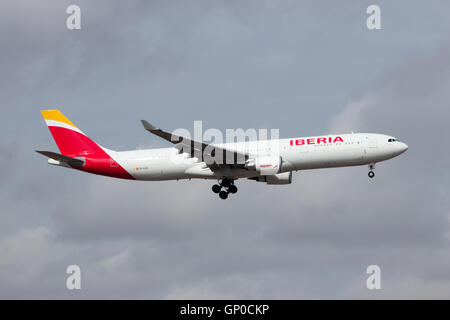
41,109 -> 103,156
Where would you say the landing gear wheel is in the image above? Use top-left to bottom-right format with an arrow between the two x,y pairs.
228,184 -> 238,194
219,191 -> 228,200
222,179 -> 231,188
368,171 -> 375,178
212,184 -> 221,193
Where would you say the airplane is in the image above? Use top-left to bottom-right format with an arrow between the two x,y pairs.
36,109 -> 408,199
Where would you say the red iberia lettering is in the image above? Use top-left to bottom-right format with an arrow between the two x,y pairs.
290,136 -> 344,147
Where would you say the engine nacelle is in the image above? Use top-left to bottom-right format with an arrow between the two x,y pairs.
266,172 -> 292,184
252,172 -> 292,185
245,156 -> 281,175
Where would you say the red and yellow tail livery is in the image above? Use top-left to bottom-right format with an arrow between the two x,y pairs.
38,109 -> 134,179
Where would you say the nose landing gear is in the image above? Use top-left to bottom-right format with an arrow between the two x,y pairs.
368,163 -> 375,178
212,178 -> 238,199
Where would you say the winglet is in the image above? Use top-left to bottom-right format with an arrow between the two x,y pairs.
141,120 -> 159,132
140,120 -> 182,144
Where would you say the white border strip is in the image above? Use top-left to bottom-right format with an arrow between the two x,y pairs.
45,120 -> 85,135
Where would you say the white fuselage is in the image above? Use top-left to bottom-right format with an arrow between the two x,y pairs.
106,133 -> 408,181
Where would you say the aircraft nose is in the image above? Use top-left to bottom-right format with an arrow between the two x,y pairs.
399,142 -> 408,154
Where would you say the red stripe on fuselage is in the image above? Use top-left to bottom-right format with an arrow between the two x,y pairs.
48,126 -> 134,180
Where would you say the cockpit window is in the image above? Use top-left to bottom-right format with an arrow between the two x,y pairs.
388,138 -> 397,142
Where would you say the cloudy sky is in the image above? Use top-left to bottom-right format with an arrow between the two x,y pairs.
1,0 -> 450,299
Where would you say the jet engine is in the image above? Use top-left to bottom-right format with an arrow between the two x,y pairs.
250,172 -> 292,185
245,156 -> 281,175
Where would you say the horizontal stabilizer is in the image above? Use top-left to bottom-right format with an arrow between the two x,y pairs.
35,150 -> 85,167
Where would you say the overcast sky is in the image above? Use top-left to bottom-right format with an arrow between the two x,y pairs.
1,0 -> 450,299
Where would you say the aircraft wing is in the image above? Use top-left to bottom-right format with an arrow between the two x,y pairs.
140,120 -> 249,169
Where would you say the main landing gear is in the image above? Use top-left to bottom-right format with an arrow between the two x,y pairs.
212,178 -> 238,200
368,163 -> 375,178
